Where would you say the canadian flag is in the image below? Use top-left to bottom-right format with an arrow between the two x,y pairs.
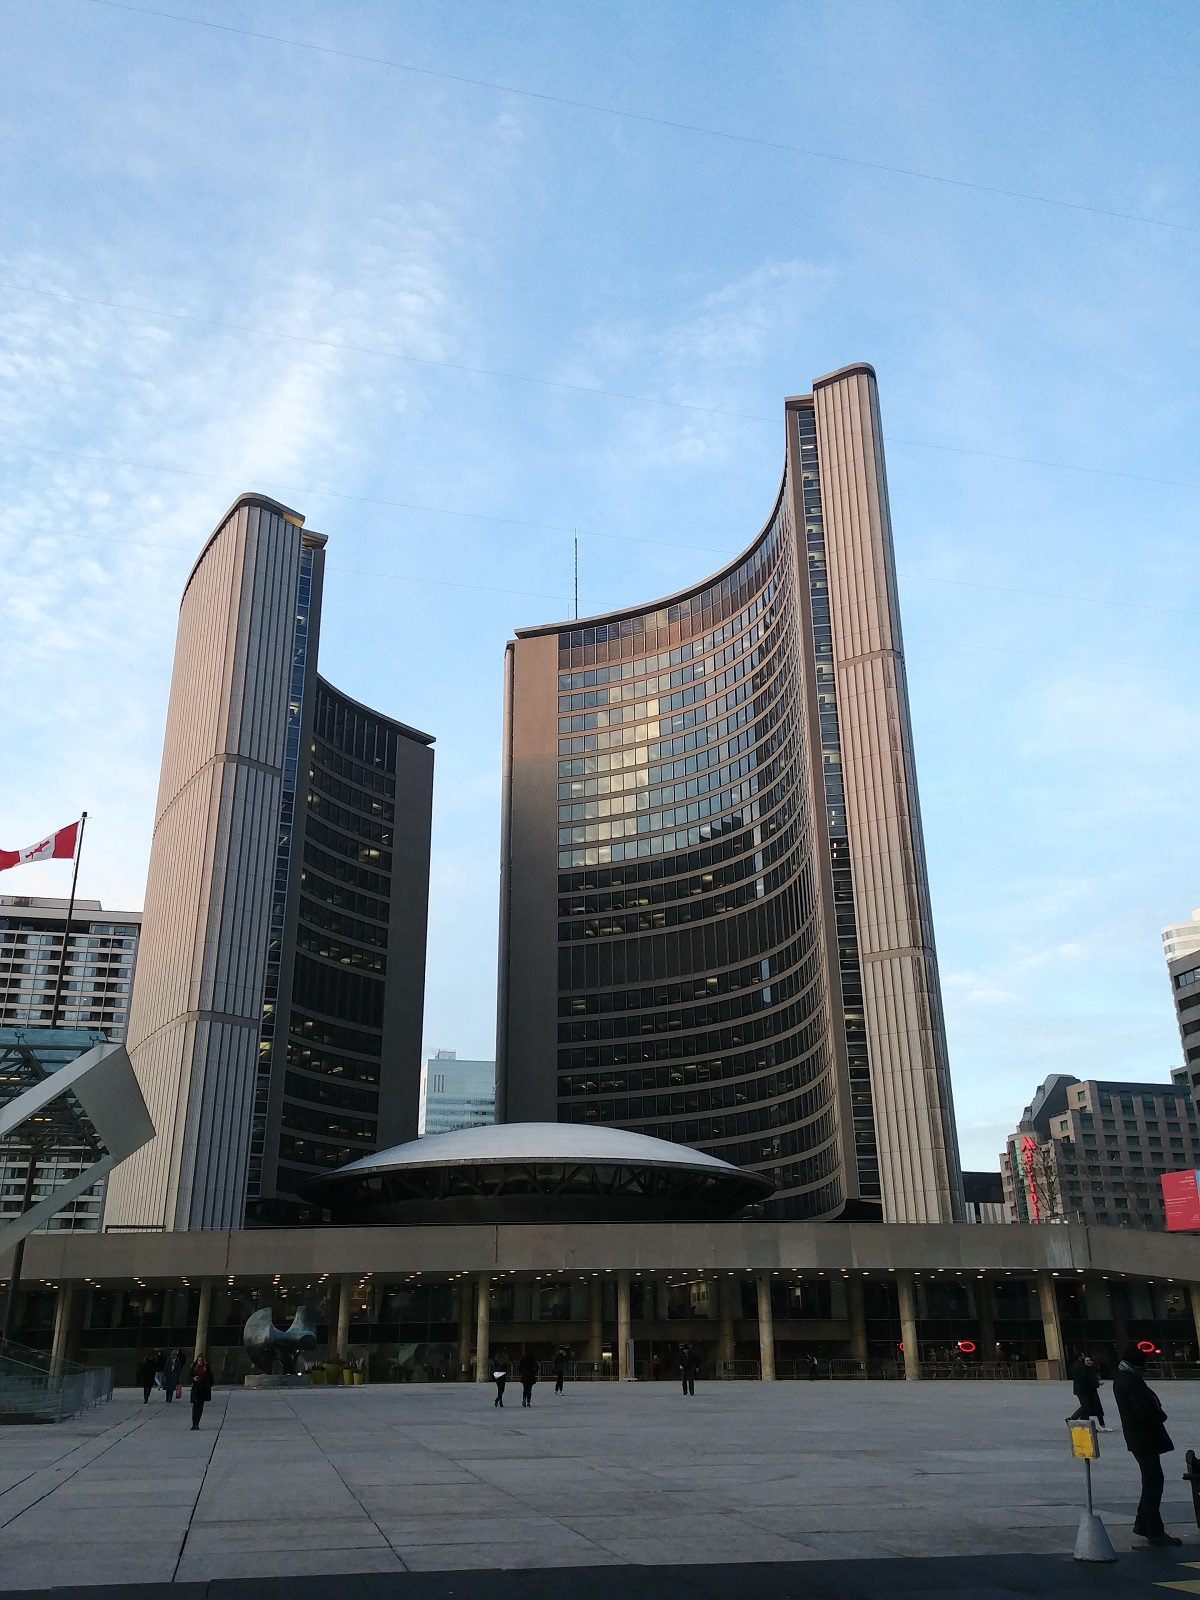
0,820 -> 81,873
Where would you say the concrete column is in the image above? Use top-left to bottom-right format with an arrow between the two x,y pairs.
847,1277 -> 868,1368
616,1271 -> 631,1381
50,1282 -> 76,1379
717,1279 -> 736,1369
587,1278 -> 602,1363
1111,1280 -> 1131,1359
457,1280 -> 474,1379
1188,1284 -> 1200,1362
976,1278 -> 996,1362
109,1290 -> 125,1331
193,1280 -> 212,1360
755,1273 -> 776,1380
897,1272 -> 921,1381
334,1277 -> 353,1360
474,1273 -> 490,1384
1036,1272 -> 1064,1375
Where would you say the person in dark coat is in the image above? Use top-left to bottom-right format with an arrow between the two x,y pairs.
139,1351 -> 161,1404
808,1353 -> 820,1381
1112,1345 -> 1181,1546
163,1347 -> 183,1402
189,1354 -> 214,1431
1066,1354 -> 1107,1428
491,1355 -> 508,1407
517,1352 -> 539,1407
679,1343 -> 698,1397
552,1347 -> 567,1396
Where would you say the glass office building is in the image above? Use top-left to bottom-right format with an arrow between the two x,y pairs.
498,366 -> 961,1223
418,1052 -> 497,1136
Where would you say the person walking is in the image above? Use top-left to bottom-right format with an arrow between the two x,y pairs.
1113,1344 -> 1181,1547
808,1353 -> 820,1381
1066,1353 -> 1107,1429
163,1347 -> 183,1403
491,1355 -> 508,1407
189,1353 -> 214,1431
139,1351 -> 161,1404
518,1351 -> 539,1408
552,1346 -> 567,1396
679,1343 -> 698,1397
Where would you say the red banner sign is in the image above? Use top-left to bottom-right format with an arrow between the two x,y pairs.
1161,1169 -> 1200,1232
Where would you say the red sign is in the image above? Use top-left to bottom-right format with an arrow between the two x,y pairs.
1137,1340 -> 1158,1355
1021,1135 -> 1040,1221
1161,1169 -> 1200,1232
957,1340 -> 976,1355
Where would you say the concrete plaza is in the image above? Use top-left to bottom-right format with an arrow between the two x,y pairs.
2,1380 -> 1200,1593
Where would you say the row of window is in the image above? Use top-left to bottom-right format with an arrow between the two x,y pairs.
311,689 -> 400,775
305,816 -> 391,873
556,575 -> 777,694
557,523 -> 782,664
285,1040 -> 380,1086
557,886 -> 816,993
302,838 -> 392,902
298,894 -> 389,950
308,762 -> 395,822
292,952 -> 385,1031
294,926 -> 387,974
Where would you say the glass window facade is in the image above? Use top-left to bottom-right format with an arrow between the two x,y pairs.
544,432 -> 867,1218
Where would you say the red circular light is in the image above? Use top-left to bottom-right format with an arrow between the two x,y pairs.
957,1340 -> 976,1354
897,1341 -> 904,1352
1137,1340 -> 1156,1355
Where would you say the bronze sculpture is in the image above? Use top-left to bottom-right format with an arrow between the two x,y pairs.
243,1305 -> 318,1374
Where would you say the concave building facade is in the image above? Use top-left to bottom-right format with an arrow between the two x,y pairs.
498,364 -> 961,1224
105,494 -> 434,1232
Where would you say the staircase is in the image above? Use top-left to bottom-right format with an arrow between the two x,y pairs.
0,1340 -> 114,1423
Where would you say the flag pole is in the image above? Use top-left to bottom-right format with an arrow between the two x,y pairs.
49,813 -> 86,1030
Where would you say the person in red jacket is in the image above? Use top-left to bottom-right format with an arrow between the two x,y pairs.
189,1354 -> 214,1432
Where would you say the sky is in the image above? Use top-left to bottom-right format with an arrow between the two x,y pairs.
2,0 -> 1197,1173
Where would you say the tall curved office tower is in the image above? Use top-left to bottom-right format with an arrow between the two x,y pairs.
498,365 -> 961,1223
105,494 -> 433,1232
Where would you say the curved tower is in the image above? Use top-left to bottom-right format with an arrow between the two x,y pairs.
498,365 -> 961,1223
105,494 -> 433,1232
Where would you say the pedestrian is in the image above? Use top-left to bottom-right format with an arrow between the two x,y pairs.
163,1346 -> 183,1403
553,1346 -> 567,1396
518,1351 -> 539,1407
1112,1344 -> 1181,1547
808,1353 -> 820,1381
189,1353 -> 214,1431
139,1351 -> 160,1404
1066,1353 -> 1107,1429
491,1355 -> 508,1407
679,1343 -> 698,1397
651,1352 -> 662,1381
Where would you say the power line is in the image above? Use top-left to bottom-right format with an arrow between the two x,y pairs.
0,435 -> 733,555
3,287 -> 1198,497
0,279 -> 768,425
5,471 -> 1198,626
4,524 -> 568,602
81,0 -> 1198,237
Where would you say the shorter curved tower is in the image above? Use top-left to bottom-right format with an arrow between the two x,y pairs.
105,495 -> 433,1232
497,366 -> 961,1224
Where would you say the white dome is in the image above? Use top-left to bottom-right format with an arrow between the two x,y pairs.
334,1120 -> 746,1178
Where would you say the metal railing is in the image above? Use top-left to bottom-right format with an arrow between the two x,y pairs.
0,1338 -> 114,1422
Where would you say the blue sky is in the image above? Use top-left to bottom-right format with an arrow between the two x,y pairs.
2,0 -> 1197,1171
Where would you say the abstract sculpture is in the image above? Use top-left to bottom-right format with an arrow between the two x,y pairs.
243,1305 -> 318,1374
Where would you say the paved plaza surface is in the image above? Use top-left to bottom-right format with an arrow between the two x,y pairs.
3,1382 -> 1200,1596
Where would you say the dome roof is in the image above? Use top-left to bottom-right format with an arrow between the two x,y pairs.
304,1121 -> 773,1225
